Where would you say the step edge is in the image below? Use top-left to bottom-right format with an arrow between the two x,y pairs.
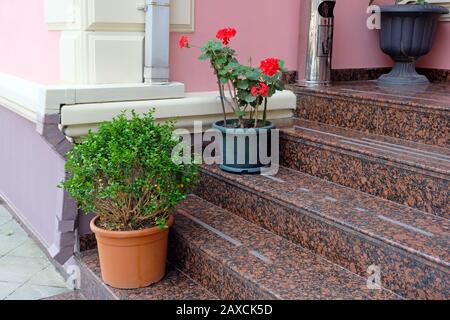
172,201 -> 400,300
200,168 -> 450,270
76,250 -> 218,300
76,251 -> 119,300
170,227 -> 282,300
293,86 -> 450,113
280,130 -> 450,179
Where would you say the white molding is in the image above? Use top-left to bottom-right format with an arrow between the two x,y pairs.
40,81 -> 185,115
45,0 -> 82,30
60,31 -> 146,85
0,73 -> 41,122
170,0 -> 195,33
87,32 -> 145,84
60,31 -> 87,84
45,0 -> 195,32
60,90 -> 297,139
0,72 -> 184,120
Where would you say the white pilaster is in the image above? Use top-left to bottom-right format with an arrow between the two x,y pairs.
44,0 -> 195,85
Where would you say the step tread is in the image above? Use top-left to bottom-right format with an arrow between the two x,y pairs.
201,165 -> 450,267
79,250 -> 216,300
281,118 -> 450,176
174,195 -> 399,300
292,81 -> 450,112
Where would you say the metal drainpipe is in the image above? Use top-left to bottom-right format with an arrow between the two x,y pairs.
140,0 -> 171,84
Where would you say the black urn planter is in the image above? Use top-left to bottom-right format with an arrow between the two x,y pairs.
378,5 -> 449,85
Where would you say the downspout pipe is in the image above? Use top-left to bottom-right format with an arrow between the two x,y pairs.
143,0 -> 171,84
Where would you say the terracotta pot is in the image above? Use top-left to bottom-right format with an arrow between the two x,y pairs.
90,215 -> 174,289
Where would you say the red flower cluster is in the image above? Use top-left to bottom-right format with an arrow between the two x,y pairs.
216,28 -> 237,45
251,82 -> 269,97
260,58 -> 280,77
179,36 -> 189,49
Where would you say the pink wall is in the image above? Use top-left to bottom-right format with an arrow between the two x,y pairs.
333,0 -> 392,69
0,0 -> 60,84
170,0 -> 301,92
418,23 -> 450,69
332,0 -> 450,70
171,0 -> 450,92
0,0 -> 447,90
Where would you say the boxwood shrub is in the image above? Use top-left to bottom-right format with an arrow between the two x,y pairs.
60,110 -> 198,231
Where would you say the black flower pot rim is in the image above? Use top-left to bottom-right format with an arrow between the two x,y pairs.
213,120 -> 275,133
212,119 -> 275,175
380,4 -> 449,14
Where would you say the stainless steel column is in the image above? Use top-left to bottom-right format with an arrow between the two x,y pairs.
298,0 -> 336,86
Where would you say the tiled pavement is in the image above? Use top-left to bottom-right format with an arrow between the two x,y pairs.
0,202 -> 71,300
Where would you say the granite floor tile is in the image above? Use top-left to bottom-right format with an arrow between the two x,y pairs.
0,255 -> 50,283
0,205 -> 10,217
5,284 -> 69,300
0,206 -> 12,226
8,239 -> 47,259
0,218 -> 31,256
0,219 -> 29,239
0,282 -> 22,300
0,202 -> 70,300
28,265 -> 67,288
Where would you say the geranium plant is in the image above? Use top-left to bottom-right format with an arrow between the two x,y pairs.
180,28 -> 287,129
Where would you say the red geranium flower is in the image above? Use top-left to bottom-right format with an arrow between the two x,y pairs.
260,58 -> 280,77
251,86 -> 259,97
179,36 -> 189,48
251,82 -> 270,97
216,28 -> 237,45
259,82 -> 269,97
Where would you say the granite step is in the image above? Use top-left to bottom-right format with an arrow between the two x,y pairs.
279,118 -> 450,218
290,81 -> 450,147
196,165 -> 450,300
77,250 -> 216,300
169,195 -> 398,300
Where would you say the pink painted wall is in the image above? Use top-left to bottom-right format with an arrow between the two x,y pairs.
0,0 -> 447,90
333,0 -> 392,69
418,23 -> 450,69
332,0 -> 450,70
0,0 -> 60,84
170,0 -> 301,92
171,0 -> 450,92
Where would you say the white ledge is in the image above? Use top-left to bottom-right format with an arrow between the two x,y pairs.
0,73 -> 42,122
0,72 -> 185,121
60,90 -> 297,140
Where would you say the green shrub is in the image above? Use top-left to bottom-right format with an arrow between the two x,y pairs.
60,110 -> 198,231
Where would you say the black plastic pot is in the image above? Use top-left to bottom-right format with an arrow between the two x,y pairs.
378,5 -> 448,85
213,120 -> 275,174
